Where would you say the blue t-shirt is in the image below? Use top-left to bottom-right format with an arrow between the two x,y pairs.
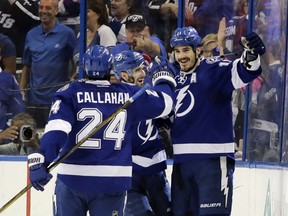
23,21 -> 77,105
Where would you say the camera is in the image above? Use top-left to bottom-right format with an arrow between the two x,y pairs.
20,125 -> 34,142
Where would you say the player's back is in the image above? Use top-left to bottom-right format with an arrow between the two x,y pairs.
47,80 -> 139,193
42,79 -> 174,193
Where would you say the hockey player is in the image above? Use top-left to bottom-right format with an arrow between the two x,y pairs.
169,27 -> 266,216
113,50 -> 172,216
27,45 -> 176,216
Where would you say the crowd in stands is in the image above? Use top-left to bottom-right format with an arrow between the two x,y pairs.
0,0 -> 285,167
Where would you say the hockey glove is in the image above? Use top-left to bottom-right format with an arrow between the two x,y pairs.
28,153 -> 53,191
240,32 -> 265,70
149,56 -> 177,88
240,32 -> 266,56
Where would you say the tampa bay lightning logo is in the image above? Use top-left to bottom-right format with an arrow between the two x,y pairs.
115,53 -> 123,61
176,73 -> 187,85
205,57 -> 220,64
56,83 -> 70,92
175,85 -> 195,117
137,120 -> 158,144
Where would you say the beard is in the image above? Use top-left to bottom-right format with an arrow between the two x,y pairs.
178,59 -> 193,72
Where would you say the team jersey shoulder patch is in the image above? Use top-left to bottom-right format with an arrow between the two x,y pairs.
57,83 -> 70,92
218,59 -> 231,67
205,57 -> 231,67
78,78 -> 87,83
205,57 -> 221,64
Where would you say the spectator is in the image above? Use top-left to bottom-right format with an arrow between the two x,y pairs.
19,0 -> 77,128
58,0 -> 80,17
226,0 -> 249,158
113,50 -> 172,215
109,0 -> 136,43
0,125 -> 18,144
248,42 -> 282,162
0,43 -> 24,133
232,88 -> 245,157
169,26 -> 265,215
255,0 -> 281,44
199,17 -> 227,59
200,34 -> 221,59
235,74 -> 264,159
143,0 -> 193,53
58,0 -> 80,35
0,0 -> 40,59
27,45 -> 176,216
187,0 -> 233,38
73,0 -> 117,71
226,0 -> 249,60
86,0 -> 116,49
231,75 -> 265,159
0,33 -> 16,75
0,113 -> 40,155
111,14 -> 167,58
74,0 -> 117,78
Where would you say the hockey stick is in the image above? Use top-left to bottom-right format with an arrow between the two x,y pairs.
0,83 -> 150,214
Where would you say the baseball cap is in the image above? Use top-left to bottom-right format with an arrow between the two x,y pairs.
125,14 -> 147,29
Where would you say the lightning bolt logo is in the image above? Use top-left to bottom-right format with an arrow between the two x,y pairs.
137,120 -> 158,144
220,157 -> 229,208
175,85 -> 195,118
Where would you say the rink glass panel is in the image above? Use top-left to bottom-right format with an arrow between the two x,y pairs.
245,0 -> 287,163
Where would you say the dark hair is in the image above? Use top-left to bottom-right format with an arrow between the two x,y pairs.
126,0 -> 136,14
233,0 -> 248,16
88,0 -> 109,26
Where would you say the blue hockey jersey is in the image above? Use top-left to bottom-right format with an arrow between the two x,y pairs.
171,57 -> 261,163
131,119 -> 167,175
40,80 -> 174,193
